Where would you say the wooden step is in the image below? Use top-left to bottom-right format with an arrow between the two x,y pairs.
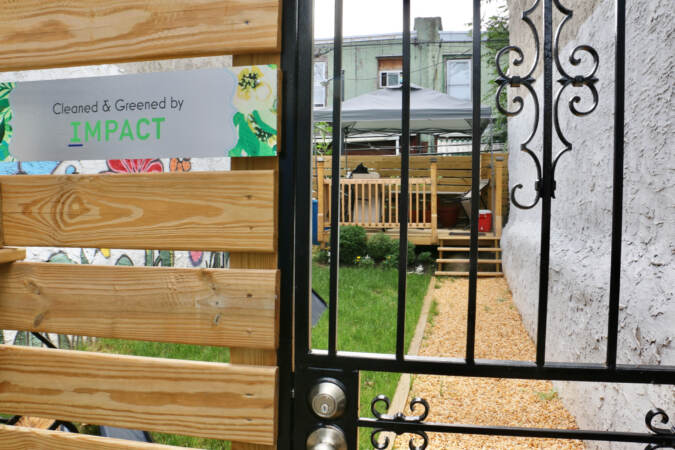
438,247 -> 502,252
438,234 -> 500,241
436,259 -> 502,264
435,271 -> 503,277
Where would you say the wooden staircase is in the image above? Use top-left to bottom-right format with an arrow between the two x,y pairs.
435,234 -> 503,277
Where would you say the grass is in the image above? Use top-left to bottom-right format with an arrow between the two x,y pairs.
311,261 -> 431,448
81,339 -> 231,449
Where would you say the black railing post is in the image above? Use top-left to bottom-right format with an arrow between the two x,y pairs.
328,0 -> 344,357
606,0 -> 625,370
396,0 -> 411,362
466,0 -> 482,364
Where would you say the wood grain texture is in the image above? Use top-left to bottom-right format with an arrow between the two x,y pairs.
0,425 -> 185,449
0,345 -> 277,445
0,0 -> 281,71
0,247 -> 25,264
0,171 -> 275,252
230,155 -> 278,450
0,263 -> 278,349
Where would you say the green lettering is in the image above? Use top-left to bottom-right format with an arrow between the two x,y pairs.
85,121 -> 101,142
70,121 -> 81,143
119,119 -> 134,141
152,117 -> 165,139
105,120 -> 118,141
136,118 -> 150,140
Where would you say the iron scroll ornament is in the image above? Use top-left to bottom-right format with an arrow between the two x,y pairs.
495,0 -> 599,210
645,409 -> 675,450
369,395 -> 430,450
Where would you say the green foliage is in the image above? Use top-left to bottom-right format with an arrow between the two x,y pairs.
314,248 -> 330,265
536,389 -> 559,401
367,233 -> 394,262
416,251 -> 434,266
337,225 -> 367,265
356,255 -> 375,268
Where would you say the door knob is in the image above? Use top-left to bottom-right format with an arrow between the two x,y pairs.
306,425 -> 347,450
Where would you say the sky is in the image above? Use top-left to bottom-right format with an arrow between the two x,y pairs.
314,0 -> 507,39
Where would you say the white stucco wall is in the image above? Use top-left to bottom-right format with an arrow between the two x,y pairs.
502,0 -> 674,447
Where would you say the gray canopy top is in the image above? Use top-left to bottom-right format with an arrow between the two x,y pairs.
313,85 -> 492,135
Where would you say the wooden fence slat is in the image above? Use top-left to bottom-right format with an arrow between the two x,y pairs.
0,263 -> 278,349
0,0 -> 281,71
0,424 -> 182,450
0,248 -> 25,264
0,171 -> 275,252
0,345 -> 277,445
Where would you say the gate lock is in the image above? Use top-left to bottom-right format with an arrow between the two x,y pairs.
309,379 -> 347,420
306,425 -> 347,450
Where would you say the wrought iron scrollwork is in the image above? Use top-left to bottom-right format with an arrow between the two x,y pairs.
644,408 -> 675,450
495,0 -> 599,209
495,0 -> 541,209
369,395 -> 430,450
551,0 -> 599,185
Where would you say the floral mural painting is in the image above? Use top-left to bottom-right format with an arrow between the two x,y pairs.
106,158 -> 164,173
229,65 -> 278,157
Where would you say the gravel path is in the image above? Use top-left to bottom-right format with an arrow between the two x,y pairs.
394,277 -> 584,449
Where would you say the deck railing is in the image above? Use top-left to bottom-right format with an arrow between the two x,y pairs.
316,159 -> 438,243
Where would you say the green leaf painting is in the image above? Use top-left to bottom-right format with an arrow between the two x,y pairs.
0,82 -> 14,162
229,66 -> 277,157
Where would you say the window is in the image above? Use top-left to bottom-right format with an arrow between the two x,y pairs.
379,70 -> 403,88
313,61 -> 327,107
446,59 -> 471,100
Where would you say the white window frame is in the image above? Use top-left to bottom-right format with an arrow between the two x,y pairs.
445,58 -> 472,100
313,61 -> 327,107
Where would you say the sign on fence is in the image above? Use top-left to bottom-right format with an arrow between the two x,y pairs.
0,65 -> 278,162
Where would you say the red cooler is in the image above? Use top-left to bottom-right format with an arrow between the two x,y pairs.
478,209 -> 492,232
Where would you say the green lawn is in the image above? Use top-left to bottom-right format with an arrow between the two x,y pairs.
311,262 -> 431,448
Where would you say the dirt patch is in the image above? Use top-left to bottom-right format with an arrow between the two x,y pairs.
394,277 -> 584,449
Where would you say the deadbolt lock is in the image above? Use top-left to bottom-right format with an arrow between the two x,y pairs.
306,425 -> 347,450
309,379 -> 347,420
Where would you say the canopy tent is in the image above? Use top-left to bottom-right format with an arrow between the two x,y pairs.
313,85 -> 492,136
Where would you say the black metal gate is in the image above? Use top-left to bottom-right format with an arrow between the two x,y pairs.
276,0 -> 675,448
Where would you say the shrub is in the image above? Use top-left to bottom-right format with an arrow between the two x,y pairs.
314,248 -> 330,265
337,225 -> 367,265
381,240 -> 416,269
356,255 -> 375,268
367,233 -> 394,262
416,251 -> 433,266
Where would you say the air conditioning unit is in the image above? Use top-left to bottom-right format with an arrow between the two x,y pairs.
379,70 -> 403,88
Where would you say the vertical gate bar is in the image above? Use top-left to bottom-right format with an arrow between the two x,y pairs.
328,0 -> 344,357
537,0 -> 554,367
293,0 -> 313,366
396,0 -> 411,361
607,0 -> 625,369
465,0 -> 481,364
277,1 -> 301,447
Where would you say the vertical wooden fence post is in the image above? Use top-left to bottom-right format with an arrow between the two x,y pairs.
495,156 -> 504,237
316,158 -> 325,245
231,53 -> 280,450
430,158 -> 438,243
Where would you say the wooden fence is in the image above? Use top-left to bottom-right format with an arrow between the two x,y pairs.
314,153 -> 508,242
0,1 -> 282,450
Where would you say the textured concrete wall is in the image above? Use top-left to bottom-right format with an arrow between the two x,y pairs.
503,0 -> 674,447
